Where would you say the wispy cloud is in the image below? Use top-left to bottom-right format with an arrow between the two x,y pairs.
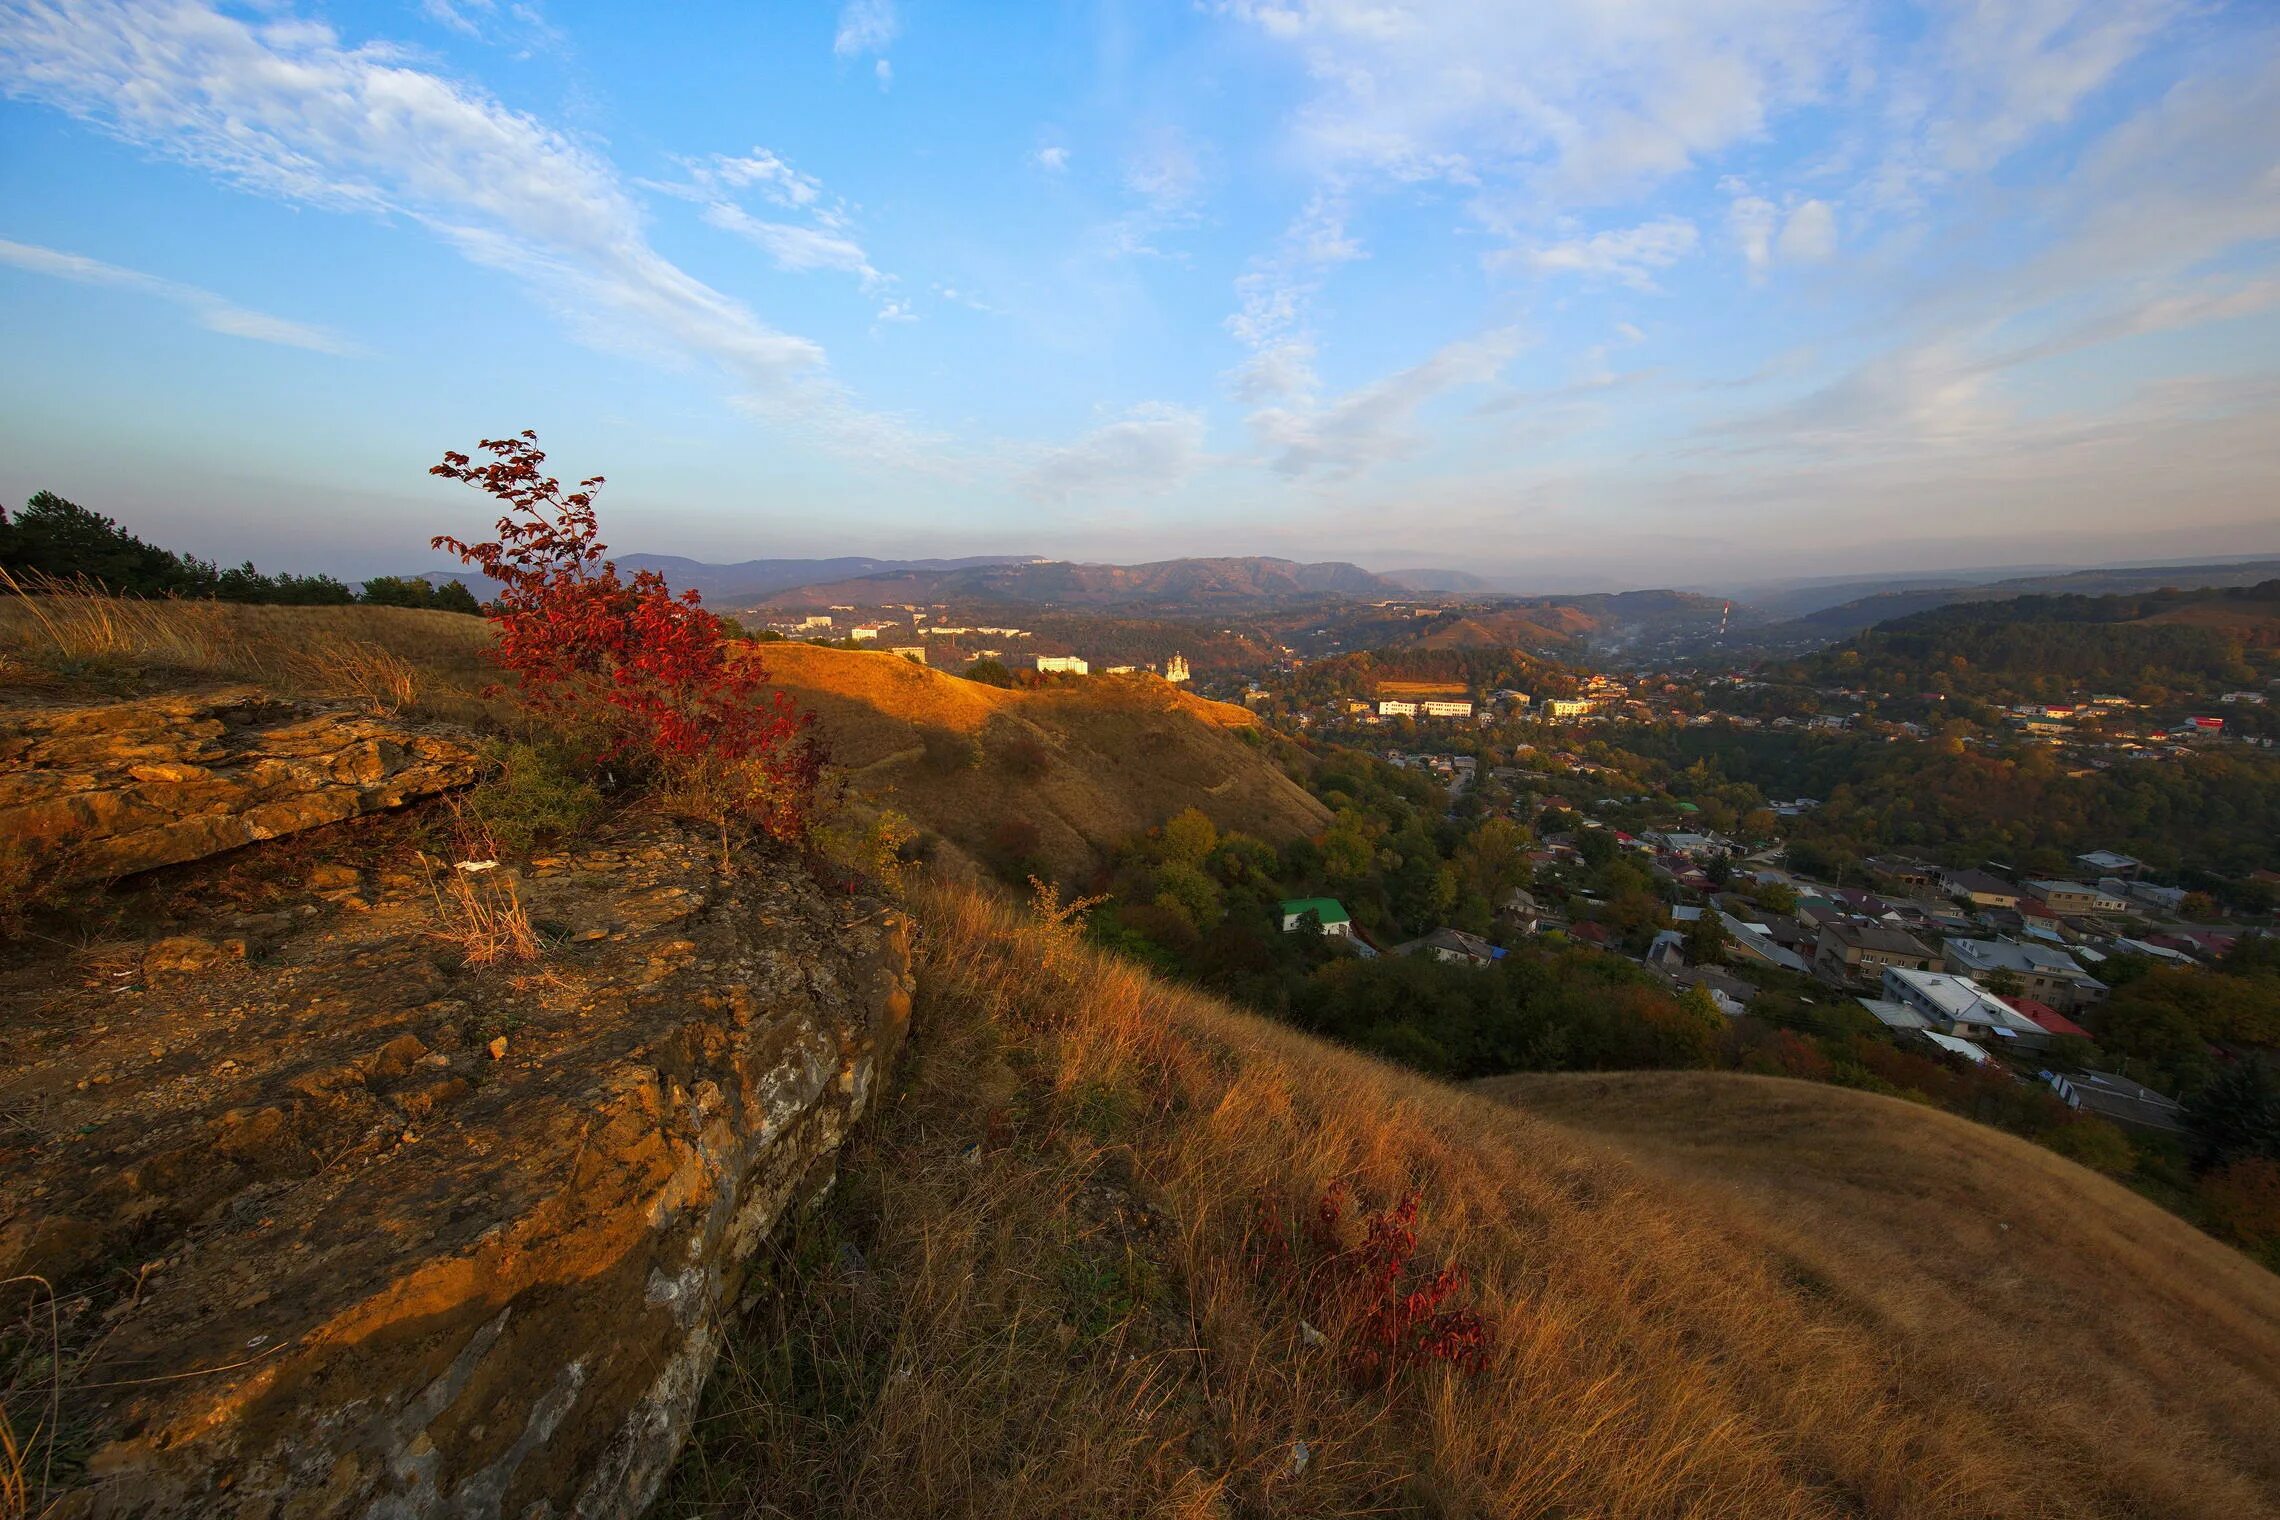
0,237 -> 356,353
1022,403 -> 1209,503
1250,325 -> 1529,477
1501,217 -> 1699,291
834,0 -> 898,59
0,1 -> 949,450
1032,145 -> 1070,173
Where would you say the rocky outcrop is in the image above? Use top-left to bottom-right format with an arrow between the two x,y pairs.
0,823 -> 913,1518
0,685 -> 482,885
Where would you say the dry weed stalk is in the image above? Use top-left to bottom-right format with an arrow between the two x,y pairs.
424,862 -> 540,967
1,1273 -> 61,1520
285,639 -> 417,714
422,812 -> 539,966
1026,874 -> 1107,971
0,567 -> 230,669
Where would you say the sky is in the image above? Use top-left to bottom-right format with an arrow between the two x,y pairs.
2,0 -> 2277,591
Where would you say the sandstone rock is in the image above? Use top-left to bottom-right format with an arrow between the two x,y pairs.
0,823 -> 912,1519
307,864 -> 363,892
142,935 -> 246,976
0,686 -> 482,886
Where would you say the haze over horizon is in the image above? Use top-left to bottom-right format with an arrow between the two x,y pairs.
3,0 -> 2277,586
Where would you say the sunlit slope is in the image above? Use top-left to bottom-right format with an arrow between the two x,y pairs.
673,881 -> 2280,1518
748,641 -> 1330,878
1479,1069 -> 2280,1513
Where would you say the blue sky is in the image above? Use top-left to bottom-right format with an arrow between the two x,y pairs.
2,0 -> 2277,589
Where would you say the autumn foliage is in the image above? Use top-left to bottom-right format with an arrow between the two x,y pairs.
431,431 -> 817,835
1250,1179 -> 1492,1388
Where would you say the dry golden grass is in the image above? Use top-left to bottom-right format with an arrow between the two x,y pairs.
1481,1069 -> 2280,1510
744,642 -> 1330,881
670,877 -> 2280,1519
0,579 -> 500,724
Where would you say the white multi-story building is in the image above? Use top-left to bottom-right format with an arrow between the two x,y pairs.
1421,699 -> 1474,719
1378,699 -> 1418,717
1036,655 -> 1089,675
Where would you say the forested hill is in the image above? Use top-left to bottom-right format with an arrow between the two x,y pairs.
1809,581 -> 2279,701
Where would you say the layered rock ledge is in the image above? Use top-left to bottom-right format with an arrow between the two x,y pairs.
0,684 -> 482,885
0,821 -> 912,1518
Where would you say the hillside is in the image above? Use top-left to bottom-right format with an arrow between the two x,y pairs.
758,555 -> 1398,611
748,641 -> 1330,879
664,881 -> 2280,1518
1802,580 -> 2280,699
1778,558 -> 2280,641
1298,589 -> 1732,659
1479,1070 -> 2280,1509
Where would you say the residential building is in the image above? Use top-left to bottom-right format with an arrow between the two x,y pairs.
1378,699 -> 1419,717
1544,697 -> 1593,718
1392,927 -> 1502,966
2077,850 -> 2142,880
1673,965 -> 1757,1015
2045,1070 -> 2186,1136
797,614 -> 834,631
1035,655 -> 1089,675
1279,898 -> 1352,938
1856,997 -> 1931,1032
849,625 -> 884,643
1420,699 -> 1474,719
2023,880 -> 2110,915
1880,967 -> 2042,1042
1719,912 -> 1813,975
1814,922 -> 1941,985
1942,937 -> 2107,1011
2000,996 -> 2089,1045
2129,882 -> 2188,911
1941,868 -> 2023,908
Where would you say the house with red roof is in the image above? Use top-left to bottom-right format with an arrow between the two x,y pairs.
2002,995 -> 2090,1046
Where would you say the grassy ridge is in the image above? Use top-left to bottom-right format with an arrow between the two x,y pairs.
668,878 -> 2280,1517
749,641 -> 1330,880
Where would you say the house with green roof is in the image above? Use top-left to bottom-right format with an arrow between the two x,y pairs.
1279,898 -> 1352,939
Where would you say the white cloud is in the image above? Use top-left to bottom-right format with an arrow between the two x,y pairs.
1726,186 -> 1778,275
1124,128 -> 1203,209
875,58 -> 892,89
1221,0 -> 1848,204
0,237 -> 357,353
1250,325 -> 1528,477
1226,194 -> 1361,361
1504,217 -> 1699,290
1022,403 -> 1209,502
1776,198 -> 1837,263
702,203 -> 881,286
695,149 -> 823,209
833,0 -> 898,59
1032,145 -> 1070,173
1869,0 -> 2185,209
0,0 -> 836,406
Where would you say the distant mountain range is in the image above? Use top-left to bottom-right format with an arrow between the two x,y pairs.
751,555 -> 1404,610
416,553 -> 1439,609
1771,558 -> 2280,641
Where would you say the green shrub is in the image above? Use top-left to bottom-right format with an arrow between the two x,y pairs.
465,740 -> 605,853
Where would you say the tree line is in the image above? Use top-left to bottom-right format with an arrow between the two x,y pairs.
0,490 -> 480,612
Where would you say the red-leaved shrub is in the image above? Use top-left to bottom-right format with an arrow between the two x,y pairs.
1250,1180 -> 1492,1388
431,431 -> 817,836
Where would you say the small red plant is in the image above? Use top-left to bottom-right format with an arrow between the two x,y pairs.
1249,1179 -> 1492,1388
431,431 -> 818,836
